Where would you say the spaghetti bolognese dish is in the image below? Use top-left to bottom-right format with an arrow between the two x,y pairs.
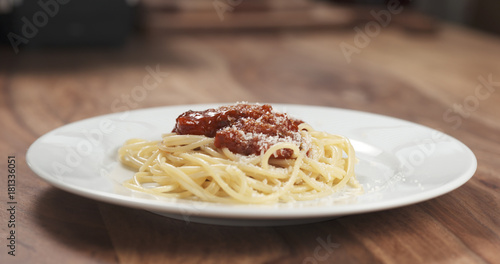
118,103 -> 360,204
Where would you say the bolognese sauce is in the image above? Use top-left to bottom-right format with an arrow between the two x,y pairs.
172,103 -> 304,158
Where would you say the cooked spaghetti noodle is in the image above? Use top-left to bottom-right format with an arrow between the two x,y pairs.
118,105 -> 360,204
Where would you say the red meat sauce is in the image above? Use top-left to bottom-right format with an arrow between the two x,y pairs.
172,103 -> 304,158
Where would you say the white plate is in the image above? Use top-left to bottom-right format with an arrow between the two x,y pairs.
26,104 -> 477,226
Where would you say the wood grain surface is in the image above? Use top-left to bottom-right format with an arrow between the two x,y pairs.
1,21 -> 500,264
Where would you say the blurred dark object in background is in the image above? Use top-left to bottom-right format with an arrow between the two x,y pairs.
466,0 -> 500,36
139,0 -> 352,32
330,0 -> 500,35
0,0 -> 136,52
139,0 -> 499,35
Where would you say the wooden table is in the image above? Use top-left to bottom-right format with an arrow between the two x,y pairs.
1,20 -> 500,264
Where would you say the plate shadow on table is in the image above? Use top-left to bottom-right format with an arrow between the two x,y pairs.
33,188 -> 119,262
33,187 -> 387,263
34,185 -> 491,263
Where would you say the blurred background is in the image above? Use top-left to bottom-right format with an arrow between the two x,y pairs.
1,0 -> 500,124
2,2 -> 500,263
0,0 -> 499,50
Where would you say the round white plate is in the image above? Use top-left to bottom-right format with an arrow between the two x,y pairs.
26,104 -> 477,226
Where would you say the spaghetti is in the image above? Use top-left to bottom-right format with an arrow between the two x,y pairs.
118,103 -> 360,204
